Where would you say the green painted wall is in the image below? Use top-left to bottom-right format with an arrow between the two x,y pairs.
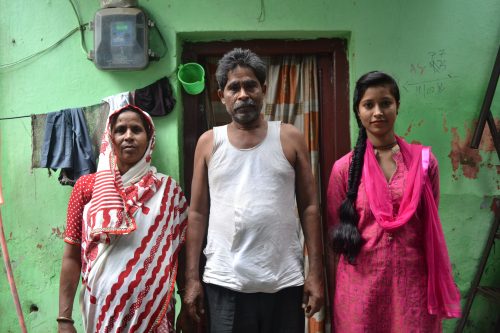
1,0 -> 498,332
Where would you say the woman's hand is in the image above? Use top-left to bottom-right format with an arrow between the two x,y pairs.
57,322 -> 77,333
58,244 -> 81,333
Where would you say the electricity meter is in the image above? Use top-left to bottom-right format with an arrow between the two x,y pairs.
90,7 -> 149,70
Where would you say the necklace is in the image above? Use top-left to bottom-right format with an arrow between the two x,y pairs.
373,141 -> 398,150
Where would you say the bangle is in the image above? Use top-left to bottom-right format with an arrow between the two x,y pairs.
56,316 -> 74,324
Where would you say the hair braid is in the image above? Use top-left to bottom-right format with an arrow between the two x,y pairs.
330,70 -> 400,264
332,127 -> 367,263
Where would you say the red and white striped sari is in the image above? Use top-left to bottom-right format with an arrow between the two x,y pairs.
79,105 -> 188,332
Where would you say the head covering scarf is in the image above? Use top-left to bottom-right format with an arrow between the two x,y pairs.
80,104 -> 188,333
363,136 -> 461,318
89,104 -> 156,238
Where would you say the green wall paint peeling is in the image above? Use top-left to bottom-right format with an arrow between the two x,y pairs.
1,0 -> 499,332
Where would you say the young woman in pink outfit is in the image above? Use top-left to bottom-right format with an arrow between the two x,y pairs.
327,71 -> 461,333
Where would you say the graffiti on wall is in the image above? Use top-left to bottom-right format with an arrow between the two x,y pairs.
404,49 -> 458,98
405,49 -> 498,184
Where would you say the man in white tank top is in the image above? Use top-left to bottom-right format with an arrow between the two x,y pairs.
184,48 -> 324,333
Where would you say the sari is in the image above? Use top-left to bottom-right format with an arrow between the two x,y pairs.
64,105 -> 188,333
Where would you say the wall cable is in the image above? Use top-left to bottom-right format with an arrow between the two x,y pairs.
68,0 -> 89,55
0,115 -> 32,121
0,26 -> 84,69
146,11 -> 168,61
0,0 -> 89,69
257,0 -> 266,22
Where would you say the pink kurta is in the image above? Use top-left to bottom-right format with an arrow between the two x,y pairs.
327,147 -> 442,333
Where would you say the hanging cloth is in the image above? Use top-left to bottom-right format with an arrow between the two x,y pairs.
40,108 -> 96,186
134,77 -> 176,117
102,91 -> 134,113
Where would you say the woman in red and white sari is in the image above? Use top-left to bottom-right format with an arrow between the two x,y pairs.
58,105 -> 188,333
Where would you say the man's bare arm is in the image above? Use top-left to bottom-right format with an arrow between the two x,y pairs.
282,124 -> 324,317
184,130 -> 212,322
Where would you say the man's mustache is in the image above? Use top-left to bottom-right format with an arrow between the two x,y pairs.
234,99 -> 257,110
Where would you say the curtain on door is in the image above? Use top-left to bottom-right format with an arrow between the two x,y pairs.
204,55 -> 328,333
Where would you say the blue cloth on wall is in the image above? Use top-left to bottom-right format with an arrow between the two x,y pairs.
40,108 -> 96,185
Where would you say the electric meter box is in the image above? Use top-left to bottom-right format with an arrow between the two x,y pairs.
91,7 -> 149,70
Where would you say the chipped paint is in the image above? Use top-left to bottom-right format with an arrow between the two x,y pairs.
448,117 -> 499,180
404,122 -> 413,136
443,113 -> 449,132
51,227 -> 64,239
478,118 -> 499,152
403,120 -> 424,137
449,127 -> 482,179
448,118 -> 499,179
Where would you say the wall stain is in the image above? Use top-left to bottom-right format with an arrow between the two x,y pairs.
404,122 -> 413,136
477,118 -> 500,152
449,127 -> 482,179
51,227 -> 64,239
448,118 -> 498,179
36,243 -> 43,249
443,114 -> 449,132
403,120 -> 424,137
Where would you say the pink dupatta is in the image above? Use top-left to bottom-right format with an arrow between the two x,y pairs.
363,136 -> 461,318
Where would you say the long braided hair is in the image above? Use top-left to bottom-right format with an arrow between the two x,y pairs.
331,71 -> 400,263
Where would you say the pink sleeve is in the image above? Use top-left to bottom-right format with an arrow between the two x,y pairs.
327,154 -> 350,232
428,152 -> 440,208
64,174 -> 94,244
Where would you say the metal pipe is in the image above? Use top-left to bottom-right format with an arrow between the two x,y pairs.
470,46 -> 499,149
0,195 -> 28,332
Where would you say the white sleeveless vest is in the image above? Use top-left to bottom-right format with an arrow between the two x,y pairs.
203,121 -> 304,293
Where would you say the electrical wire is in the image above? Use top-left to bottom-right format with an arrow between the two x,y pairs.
145,11 -> 168,61
0,26 -> 84,69
0,0 -> 88,69
0,115 -> 31,121
257,0 -> 266,22
150,23 -> 168,60
67,0 -> 89,55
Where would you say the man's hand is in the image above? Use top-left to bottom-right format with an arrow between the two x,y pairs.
302,273 -> 325,318
176,304 -> 199,333
183,279 -> 205,322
